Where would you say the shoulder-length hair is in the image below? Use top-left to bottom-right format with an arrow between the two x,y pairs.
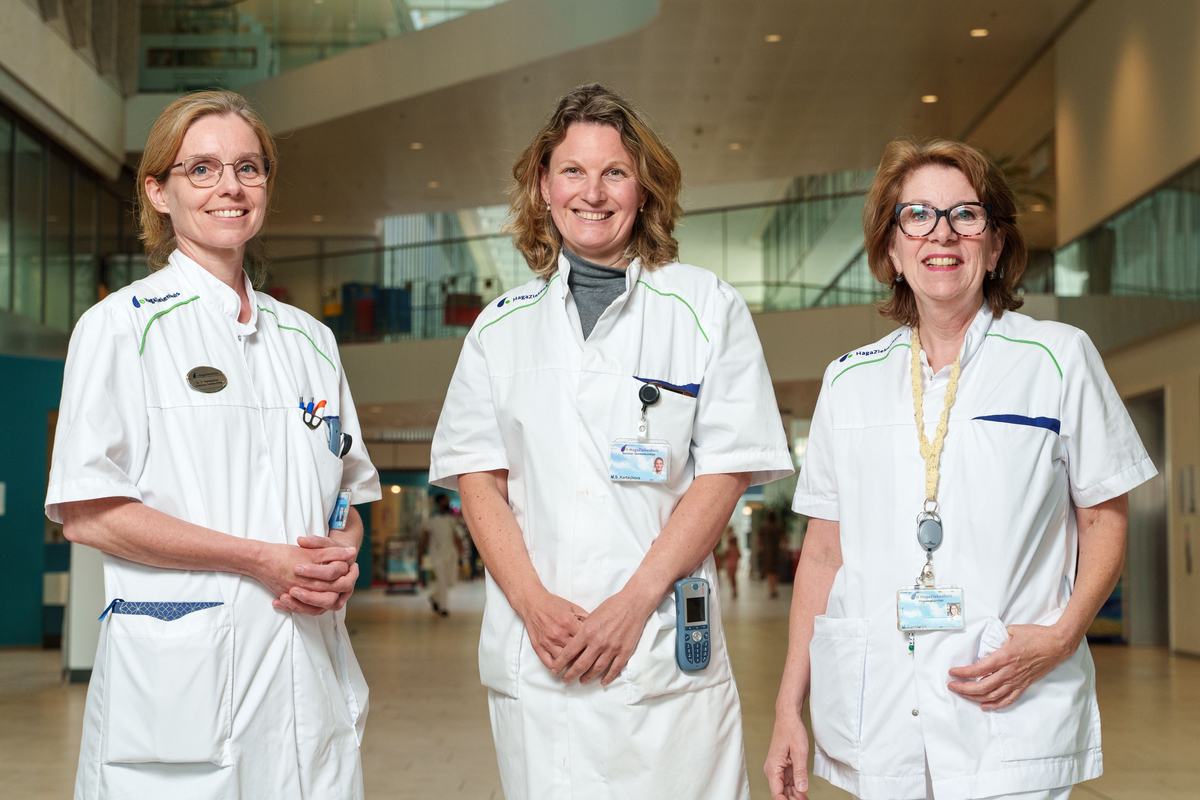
508,84 -> 682,276
136,90 -> 277,284
863,138 -> 1026,327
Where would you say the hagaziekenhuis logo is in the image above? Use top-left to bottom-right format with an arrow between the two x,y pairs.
132,292 -> 181,309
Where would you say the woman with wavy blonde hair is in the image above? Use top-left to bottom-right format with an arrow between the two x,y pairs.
431,83 -> 793,799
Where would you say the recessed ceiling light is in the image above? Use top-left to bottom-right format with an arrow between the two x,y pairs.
970,28 -> 989,38
410,142 -> 423,149
311,214 -> 324,222
390,485 -> 401,494
765,34 -> 782,42
427,181 -> 439,189
728,142 -> 742,150
922,95 -> 939,104
1029,204 -> 1047,212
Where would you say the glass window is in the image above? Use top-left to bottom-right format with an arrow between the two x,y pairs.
73,174 -> 98,324
0,115 -> 11,311
99,188 -> 123,292
45,151 -> 71,332
13,128 -> 44,322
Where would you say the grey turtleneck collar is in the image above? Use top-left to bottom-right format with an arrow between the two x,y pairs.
563,247 -> 627,340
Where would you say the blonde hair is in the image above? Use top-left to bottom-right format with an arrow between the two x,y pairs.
508,84 -> 682,277
863,138 -> 1027,327
136,90 -> 277,283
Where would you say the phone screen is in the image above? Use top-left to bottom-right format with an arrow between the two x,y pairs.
685,596 -> 706,624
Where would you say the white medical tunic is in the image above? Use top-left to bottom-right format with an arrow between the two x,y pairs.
793,306 -> 1155,800
45,251 -> 381,800
430,254 -> 793,800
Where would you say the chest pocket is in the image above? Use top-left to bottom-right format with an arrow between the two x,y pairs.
291,409 -> 345,531
632,377 -> 699,481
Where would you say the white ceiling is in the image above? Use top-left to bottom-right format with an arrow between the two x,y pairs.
267,0 -> 1076,241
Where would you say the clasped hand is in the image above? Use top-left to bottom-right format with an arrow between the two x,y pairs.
257,536 -> 360,616
947,622 -> 1075,710
522,589 -> 655,687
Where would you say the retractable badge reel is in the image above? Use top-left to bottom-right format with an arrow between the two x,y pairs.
609,382 -> 671,483
897,499 -> 965,636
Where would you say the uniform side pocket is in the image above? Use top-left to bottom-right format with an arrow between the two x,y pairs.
478,574 -> 525,699
992,626 -> 1100,761
808,615 -> 869,771
102,604 -> 232,765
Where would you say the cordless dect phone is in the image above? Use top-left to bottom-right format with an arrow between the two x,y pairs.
675,578 -> 711,671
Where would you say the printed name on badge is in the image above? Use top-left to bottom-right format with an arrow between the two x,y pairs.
610,440 -> 671,483
187,366 -> 228,393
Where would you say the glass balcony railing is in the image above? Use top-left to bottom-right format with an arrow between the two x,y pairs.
1054,158 -> 1200,301
138,0 -> 509,94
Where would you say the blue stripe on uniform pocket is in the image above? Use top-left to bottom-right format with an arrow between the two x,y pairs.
101,600 -> 224,622
634,376 -> 701,398
973,414 -> 1061,435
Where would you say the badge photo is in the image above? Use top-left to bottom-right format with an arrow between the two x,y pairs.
609,440 -> 671,483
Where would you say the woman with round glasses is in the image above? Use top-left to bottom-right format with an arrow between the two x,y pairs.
764,139 -> 1154,800
46,90 -> 380,799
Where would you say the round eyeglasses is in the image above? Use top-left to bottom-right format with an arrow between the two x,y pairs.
894,202 -> 992,237
160,156 -> 271,188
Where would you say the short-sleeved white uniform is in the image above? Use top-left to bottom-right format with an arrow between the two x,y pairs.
430,254 -> 793,800
793,305 -> 1156,800
46,251 -> 381,800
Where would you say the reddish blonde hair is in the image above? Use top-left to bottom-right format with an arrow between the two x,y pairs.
863,139 -> 1026,326
508,84 -> 682,276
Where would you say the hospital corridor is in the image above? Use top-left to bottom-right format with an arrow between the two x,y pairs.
7,1 -> 1200,798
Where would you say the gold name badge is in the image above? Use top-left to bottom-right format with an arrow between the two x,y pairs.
186,366 -> 228,393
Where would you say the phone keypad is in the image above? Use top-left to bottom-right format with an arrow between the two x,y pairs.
684,630 -> 710,665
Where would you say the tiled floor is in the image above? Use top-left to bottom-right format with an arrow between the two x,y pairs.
1,578 -> 1197,799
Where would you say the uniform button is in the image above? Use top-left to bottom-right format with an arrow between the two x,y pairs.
912,709 -> 919,716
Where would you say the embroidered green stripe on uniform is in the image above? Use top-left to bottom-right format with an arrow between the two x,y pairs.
831,342 -> 911,385
636,281 -> 708,342
985,333 -> 1062,379
258,306 -> 337,372
139,295 -> 201,355
478,275 -> 558,339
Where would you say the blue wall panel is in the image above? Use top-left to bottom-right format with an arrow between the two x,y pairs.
0,354 -> 64,646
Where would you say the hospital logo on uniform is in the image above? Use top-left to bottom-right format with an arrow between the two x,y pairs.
132,292 -> 181,309
496,285 -> 548,308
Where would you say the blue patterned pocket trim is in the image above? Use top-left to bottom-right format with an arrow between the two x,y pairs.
99,599 -> 223,621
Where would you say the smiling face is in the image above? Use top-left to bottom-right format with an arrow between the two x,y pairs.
144,113 -> 267,264
540,122 -> 648,268
888,164 -> 1004,317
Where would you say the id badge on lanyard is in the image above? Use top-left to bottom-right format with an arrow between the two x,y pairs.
899,326 -> 967,644
610,382 -> 672,483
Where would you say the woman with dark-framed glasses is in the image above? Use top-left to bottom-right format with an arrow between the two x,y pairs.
764,139 -> 1154,800
46,90 -> 380,799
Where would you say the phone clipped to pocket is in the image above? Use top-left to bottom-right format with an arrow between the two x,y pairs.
674,578 -> 710,671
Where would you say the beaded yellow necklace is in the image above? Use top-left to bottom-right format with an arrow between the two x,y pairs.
909,324 -> 962,507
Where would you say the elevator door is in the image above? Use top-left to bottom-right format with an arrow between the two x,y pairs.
1124,389 -> 1169,647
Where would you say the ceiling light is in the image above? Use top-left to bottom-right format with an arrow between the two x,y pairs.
410,142 -> 423,150
390,485 -> 401,494
970,28 -> 989,38
427,181 -> 439,189
922,95 -> 939,104
765,34 -> 782,42
741,506 -> 753,515
728,142 -> 742,150
311,214 -> 324,222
